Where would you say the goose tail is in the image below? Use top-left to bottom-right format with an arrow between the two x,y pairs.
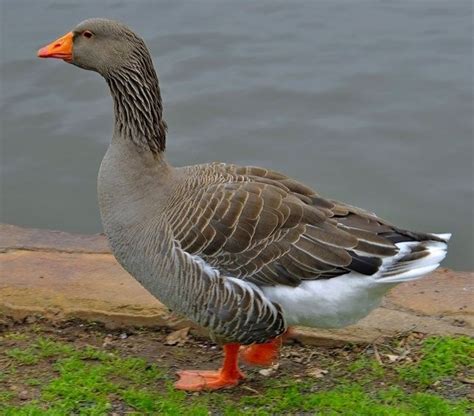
376,233 -> 451,284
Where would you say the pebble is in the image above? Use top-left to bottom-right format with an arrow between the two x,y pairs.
18,390 -> 29,400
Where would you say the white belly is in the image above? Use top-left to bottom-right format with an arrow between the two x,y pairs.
261,274 -> 394,328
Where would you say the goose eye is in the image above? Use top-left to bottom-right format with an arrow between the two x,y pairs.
82,30 -> 93,39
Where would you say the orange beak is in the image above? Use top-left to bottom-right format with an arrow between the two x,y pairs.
37,31 -> 73,61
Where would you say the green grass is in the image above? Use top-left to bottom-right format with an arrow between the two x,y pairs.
2,332 -> 28,341
398,336 -> 473,386
6,347 -> 39,365
6,337 -> 75,365
1,338 -> 208,415
0,391 -> 15,403
1,334 -> 472,415
225,384 -> 472,416
347,355 -> 386,382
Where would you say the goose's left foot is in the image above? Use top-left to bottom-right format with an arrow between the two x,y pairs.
240,329 -> 291,367
174,344 -> 245,391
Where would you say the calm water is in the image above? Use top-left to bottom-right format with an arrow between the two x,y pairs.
1,1 -> 472,270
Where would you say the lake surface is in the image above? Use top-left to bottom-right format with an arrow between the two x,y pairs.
1,0 -> 472,270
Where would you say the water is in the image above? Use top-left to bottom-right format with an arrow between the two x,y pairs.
1,0 -> 472,270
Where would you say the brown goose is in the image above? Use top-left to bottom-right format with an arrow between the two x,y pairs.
38,18 -> 450,391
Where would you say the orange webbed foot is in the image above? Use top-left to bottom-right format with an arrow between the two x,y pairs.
174,368 -> 245,391
174,343 -> 244,391
240,330 -> 290,367
241,341 -> 280,367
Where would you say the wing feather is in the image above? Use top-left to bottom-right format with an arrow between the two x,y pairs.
166,163 -> 439,287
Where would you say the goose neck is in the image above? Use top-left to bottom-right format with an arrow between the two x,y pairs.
106,57 -> 167,157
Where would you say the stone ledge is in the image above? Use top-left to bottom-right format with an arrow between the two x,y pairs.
1,224 -> 472,345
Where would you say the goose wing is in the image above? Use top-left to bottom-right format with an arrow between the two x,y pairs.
167,163 -> 439,287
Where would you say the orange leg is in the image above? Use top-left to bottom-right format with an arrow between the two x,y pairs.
174,343 -> 245,391
240,329 -> 292,367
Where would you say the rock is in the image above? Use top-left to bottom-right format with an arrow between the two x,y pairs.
102,335 -> 114,348
0,223 -> 110,253
18,390 -> 30,401
25,315 -> 37,324
164,327 -> 190,346
306,367 -> 328,378
259,364 -> 279,377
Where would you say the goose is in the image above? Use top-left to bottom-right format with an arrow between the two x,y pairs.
38,18 -> 451,391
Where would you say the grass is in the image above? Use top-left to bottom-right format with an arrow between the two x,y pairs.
398,336 -> 474,386
0,324 -> 472,415
230,384 -> 471,416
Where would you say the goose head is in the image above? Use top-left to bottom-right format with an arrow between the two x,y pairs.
37,18 -> 149,77
38,18 -> 167,154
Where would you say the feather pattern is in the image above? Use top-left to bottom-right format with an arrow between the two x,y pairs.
163,162 -> 447,289
71,18 -> 452,346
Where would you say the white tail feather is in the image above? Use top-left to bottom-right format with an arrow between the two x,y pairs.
376,235 -> 450,284
434,233 -> 452,241
378,264 -> 440,283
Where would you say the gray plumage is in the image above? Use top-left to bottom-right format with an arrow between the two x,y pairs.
44,18 -> 450,345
